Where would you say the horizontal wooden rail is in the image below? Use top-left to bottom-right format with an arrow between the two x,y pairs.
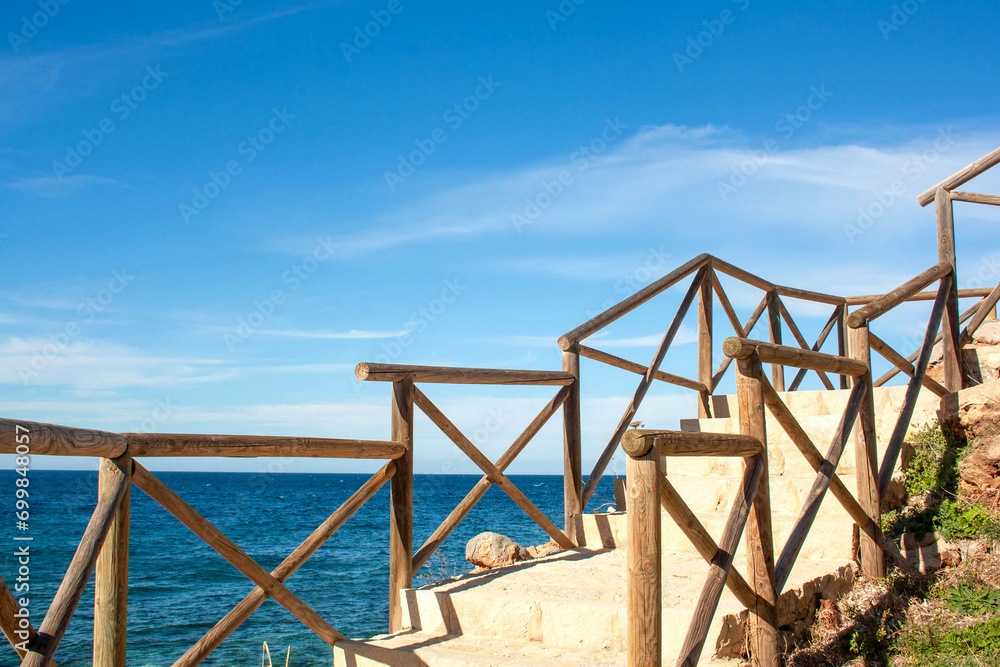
722,337 -> 868,377
845,286 -> 991,306
124,433 -> 404,459
951,190 -> 1000,206
355,363 -> 574,386
621,429 -> 762,459
846,262 -> 952,328
917,145 -> 1000,206
578,346 -> 707,393
0,419 -> 127,458
774,285 -> 845,306
559,253 -> 710,350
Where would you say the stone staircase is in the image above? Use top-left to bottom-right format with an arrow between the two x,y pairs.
334,384 -> 942,666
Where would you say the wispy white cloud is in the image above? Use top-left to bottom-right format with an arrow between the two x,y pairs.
254,328 -> 409,340
7,174 -> 119,198
0,337 -> 234,389
0,2 -> 341,124
286,123 -> 1000,262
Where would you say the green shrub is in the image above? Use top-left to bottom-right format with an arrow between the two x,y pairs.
900,616 -> 1000,666
944,583 -> 1000,615
904,422 -> 966,497
935,498 -> 996,541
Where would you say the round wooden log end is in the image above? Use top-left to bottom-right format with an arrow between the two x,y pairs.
355,363 -> 371,381
846,311 -> 867,329
721,337 -> 750,359
621,430 -> 653,458
557,336 -> 574,351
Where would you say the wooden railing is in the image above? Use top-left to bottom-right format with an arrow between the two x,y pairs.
0,420 -> 403,666
617,144 -> 1000,666
352,362 -> 578,631
4,144 -> 999,667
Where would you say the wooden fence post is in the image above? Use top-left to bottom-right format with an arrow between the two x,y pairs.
626,440 -> 660,667
936,188 -> 963,391
94,454 -> 131,667
736,353 -> 778,667
766,291 -> 784,392
389,376 -> 414,633
837,305 -> 849,390
563,346 -> 584,545
698,266 -> 714,418
848,324 -> 885,579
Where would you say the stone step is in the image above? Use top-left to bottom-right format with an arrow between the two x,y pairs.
333,632 -> 629,666
672,409 -> 936,478
335,549 -> 854,666
664,475 -> 853,517
582,511 -> 855,563
709,384 -> 940,421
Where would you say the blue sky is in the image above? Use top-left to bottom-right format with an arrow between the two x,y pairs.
2,0 -> 999,474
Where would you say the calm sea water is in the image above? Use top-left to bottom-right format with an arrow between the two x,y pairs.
0,471 -> 617,667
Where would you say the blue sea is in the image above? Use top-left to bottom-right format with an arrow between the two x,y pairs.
0,471 -> 617,666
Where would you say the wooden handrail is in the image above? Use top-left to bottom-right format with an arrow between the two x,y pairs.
951,190 -> 1000,207
961,280 -> 1000,346
917,145 -> 1000,206
846,262 -> 953,327
845,286 -> 991,305
558,253 -> 711,350
581,265 -> 709,508
0,419 -> 127,458
722,337 -> 868,377
124,433 -> 405,459
621,429 -> 762,458
355,363 -> 574,386
578,345 -> 707,393
774,285 -> 845,306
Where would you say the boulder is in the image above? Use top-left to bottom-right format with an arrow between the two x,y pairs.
959,433 -> 1000,491
465,532 -> 530,570
939,378 -> 1000,433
